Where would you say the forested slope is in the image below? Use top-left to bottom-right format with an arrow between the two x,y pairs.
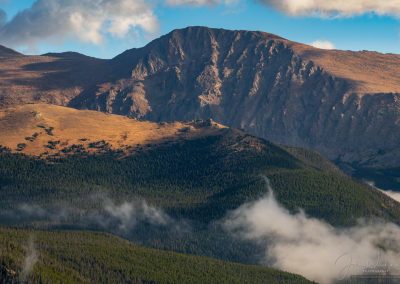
0,228 -> 312,283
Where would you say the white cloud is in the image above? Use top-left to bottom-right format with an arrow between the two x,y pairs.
0,0 -> 158,48
365,180 -> 400,203
104,199 -> 171,232
7,197 -> 173,234
224,179 -> 400,283
310,40 -> 335,49
0,0 -> 240,48
382,190 -> 400,203
259,0 -> 400,17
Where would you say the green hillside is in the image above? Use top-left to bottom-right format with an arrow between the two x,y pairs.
0,129 -> 398,226
0,227 -> 311,284
0,129 -> 399,265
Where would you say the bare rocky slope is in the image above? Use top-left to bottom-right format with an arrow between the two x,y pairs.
1,27 -> 400,168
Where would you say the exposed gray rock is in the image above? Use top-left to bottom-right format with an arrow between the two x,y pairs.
1,27 -> 400,168
70,27 -> 400,168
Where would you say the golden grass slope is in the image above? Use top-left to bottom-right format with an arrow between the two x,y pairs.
290,42 -> 400,94
0,104 -> 225,157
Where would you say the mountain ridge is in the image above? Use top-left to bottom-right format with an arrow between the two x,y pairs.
1,26 -> 400,168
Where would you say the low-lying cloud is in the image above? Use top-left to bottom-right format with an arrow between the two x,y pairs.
2,197 -> 175,235
0,0 -> 158,48
365,180 -> 400,203
224,178 -> 400,283
259,0 -> 400,18
20,236 -> 38,282
102,199 -> 172,232
381,190 -> 400,203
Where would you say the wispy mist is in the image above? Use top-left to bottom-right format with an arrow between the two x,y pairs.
365,180 -> 400,203
224,178 -> 400,283
20,236 -> 38,282
2,196 -> 175,236
101,199 -> 172,233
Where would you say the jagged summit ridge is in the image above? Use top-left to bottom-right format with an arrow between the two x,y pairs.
1,27 -> 400,167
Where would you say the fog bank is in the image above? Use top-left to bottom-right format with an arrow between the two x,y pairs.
224,179 -> 400,283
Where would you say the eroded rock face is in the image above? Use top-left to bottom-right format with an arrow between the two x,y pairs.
1,27 -> 400,167
69,27 -> 400,168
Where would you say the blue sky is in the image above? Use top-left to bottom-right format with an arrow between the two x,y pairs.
1,0 -> 399,58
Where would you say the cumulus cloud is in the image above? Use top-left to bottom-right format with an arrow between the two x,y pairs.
0,0 -> 240,48
259,0 -> 400,18
0,0 -> 158,48
310,40 -> 335,50
224,178 -> 400,283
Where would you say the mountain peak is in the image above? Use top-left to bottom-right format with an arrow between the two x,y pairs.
167,26 -> 286,40
2,27 -> 400,169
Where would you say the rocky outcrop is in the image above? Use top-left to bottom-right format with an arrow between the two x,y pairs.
69,27 -> 400,168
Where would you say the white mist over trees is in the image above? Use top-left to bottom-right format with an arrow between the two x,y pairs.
224,178 -> 400,283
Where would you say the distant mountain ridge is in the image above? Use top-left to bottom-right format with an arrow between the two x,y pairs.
1,26 -> 400,168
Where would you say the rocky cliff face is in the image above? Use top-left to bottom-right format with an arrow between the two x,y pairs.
68,27 -> 400,168
1,27 -> 400,167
